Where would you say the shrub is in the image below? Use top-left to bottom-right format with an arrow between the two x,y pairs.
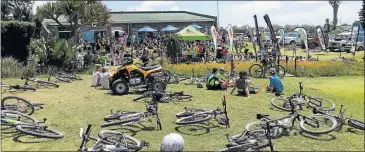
1,56 -> 36,78
162,61 -> 364,77
1,21 -> 35,62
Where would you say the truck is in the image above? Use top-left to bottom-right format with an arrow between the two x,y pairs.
282,32 -> 320,49
328,32 -> 351,52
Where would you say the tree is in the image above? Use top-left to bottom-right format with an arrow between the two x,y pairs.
359,0 -> 365,30
163,34 -> 183,64
329,0 -> 341,30
36,1 -> 110,42
1,0 -> 33,21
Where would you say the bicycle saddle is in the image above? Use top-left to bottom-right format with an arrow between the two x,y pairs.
140,65 -> 161,71
256,114 -> 269,120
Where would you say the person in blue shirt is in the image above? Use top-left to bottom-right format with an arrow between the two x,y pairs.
267,68 -> 283,93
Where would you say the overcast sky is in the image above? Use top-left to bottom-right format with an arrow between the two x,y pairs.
33,1 -> 362,27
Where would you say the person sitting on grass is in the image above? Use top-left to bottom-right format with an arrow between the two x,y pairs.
91,65 -> 102,87
230,71 -> 259,97
99,68 -> 113,90
97,52 -> 108,67
206,68 -> 231,90
267,68 -> 284,94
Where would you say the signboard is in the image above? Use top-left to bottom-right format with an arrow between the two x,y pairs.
81,31 -> 95,43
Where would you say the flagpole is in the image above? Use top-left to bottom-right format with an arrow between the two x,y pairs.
216,0 -> 219,28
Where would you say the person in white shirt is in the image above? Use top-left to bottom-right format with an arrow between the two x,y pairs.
91,65 -> 102,87
100,68 -> 112,90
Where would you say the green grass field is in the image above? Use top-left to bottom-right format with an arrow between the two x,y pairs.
1,75 -> 364,151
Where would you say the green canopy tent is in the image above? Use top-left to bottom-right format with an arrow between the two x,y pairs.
176,25 -> 211,40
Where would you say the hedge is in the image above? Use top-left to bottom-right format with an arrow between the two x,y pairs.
1,21 -> 35,62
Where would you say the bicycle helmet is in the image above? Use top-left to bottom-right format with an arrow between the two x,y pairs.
197,83 -> 203,88
160,133 -> 184,152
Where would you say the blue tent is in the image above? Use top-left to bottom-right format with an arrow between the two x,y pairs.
161,25 -> 179,32
137,26 -> 157,32
191,23 -> 202,29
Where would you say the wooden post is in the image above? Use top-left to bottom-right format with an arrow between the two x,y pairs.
294,57 -> 297,71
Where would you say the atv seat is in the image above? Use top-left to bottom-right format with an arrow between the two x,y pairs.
140,65 -> 161,71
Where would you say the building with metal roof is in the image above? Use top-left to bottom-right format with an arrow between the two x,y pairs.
43,11 -> 217,39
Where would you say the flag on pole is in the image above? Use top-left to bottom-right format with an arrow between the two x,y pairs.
315,26 -> 326,50
247,26 -> 257,56
211,26 -> 218,51
277,28 -> 285,46
349,23 -> 360,55
293,27 -> 308,50
226,24 -> 234,53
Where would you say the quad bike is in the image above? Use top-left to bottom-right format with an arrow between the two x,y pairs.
109,58 -> 167,95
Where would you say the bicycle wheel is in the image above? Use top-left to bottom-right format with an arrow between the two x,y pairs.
184,79 -> 193,85
2,110 -> 38,123
175,113 -> 212,125
170,94 -> 193,100
17,85 -> 36,91
1,96 -> 35,115
249,64 -> 263,78
55,76 -> 72,83
15,125 -> 64,139
299,114 -> 338,134
348,119 -> 365,130
104,111 -> 139,121
270,97 -> 293,112
36,80 -> 59,88
275,65 -> 286,79
98,130 -> 142,150
234,54 -> 243,61
306,97 -> 335,112
176,108 -> 206,118
245,117 -> 289,138
162,70 -> 171,83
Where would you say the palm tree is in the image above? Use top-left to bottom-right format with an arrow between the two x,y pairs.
36,1 -> 110,42
329,0 -> 341,30
163,34 -> 183,64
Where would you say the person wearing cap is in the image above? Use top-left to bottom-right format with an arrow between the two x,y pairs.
267,68 -> 283,93
206,68 -> 230,90
230,71 -> 258,97
160,133 -> 184,152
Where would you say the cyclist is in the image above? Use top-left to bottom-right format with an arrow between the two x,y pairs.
160,133 -> 184,152
267,68 -> 284,94
230,71 -> 258,97
206,68 -> 230,90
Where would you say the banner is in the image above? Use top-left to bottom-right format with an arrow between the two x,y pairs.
349,23 -> 360,55
263,14 -> 280,55
211,26 -> 218,51
253,15 -> 261,49
226,24 -> 234,53
81,31 -> 95,43
293,27 -> 308,50
315,26 -> 326,50
277,28 -> 285,46
247,26 -> 257,56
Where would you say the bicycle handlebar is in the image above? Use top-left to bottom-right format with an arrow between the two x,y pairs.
79,124 -> 92,151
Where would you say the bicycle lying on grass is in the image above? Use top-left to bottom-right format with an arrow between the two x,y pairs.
1,96 -> 44,116
79,124 -> 149,151
101,92 -> 162,130
168,74 -> 189,84
309,105 -> 365,134
246,95 -> 338,136
22,76 -> 59,88
175,95 -> 230,128
219,114 -> 275,152
270,82 -> 335,112
184,69 -> 206,85
1,82 -> 36,92
133,91 -> 193,103
1,110 -> 63,139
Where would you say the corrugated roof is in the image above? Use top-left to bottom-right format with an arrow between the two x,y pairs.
43,11 -> 216,26
109,11 -> 216,23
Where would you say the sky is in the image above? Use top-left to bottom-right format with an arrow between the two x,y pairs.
33,1 -> 362,27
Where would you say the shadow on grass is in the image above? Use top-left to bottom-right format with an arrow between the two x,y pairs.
104,90 -> 147,96
298,131 -> 336,141
175,121 -> 226,136
12,134 -> 58,143
108,123 -> 158,137
346,128 -> 364,135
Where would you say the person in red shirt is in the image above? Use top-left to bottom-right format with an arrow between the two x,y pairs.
222,46 -> 228,62
199,44 -> 205,59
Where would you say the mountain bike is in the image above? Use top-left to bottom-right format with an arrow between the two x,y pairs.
1,110 -> 64,139
1,81 -> 36,92
22,76 -> 59,88
307,105 -> 365,134
248,56 -> 285,78
79,124 -> 149,151
1,96 -> 44,116
219,114 -> 275,152
246,95 -> 338,135
184,69 -> 206,85
168,74 -> 189,84
175,95 -> 230,128
133,91 -> 192,103
101,92 -> 162,130
270,82 -> 335,112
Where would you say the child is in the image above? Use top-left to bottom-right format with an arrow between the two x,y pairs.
230,71 -> 259,97
91,65 -> 102,87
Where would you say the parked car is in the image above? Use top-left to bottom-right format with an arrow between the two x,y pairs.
282,32 -> 320,49
328,32 -> 351,52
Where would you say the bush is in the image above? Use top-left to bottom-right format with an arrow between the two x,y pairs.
162,61 -> 364,77
1,56 -> 36,78
1,21 -> 35,62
